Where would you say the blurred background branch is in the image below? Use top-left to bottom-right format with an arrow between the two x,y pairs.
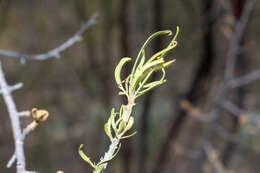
0,13 -> 96,173
0,0 -> 259,173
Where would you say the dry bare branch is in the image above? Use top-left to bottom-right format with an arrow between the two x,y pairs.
0,14 -> 97,61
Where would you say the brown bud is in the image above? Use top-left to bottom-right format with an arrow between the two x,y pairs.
239,115 -> 248,125
57,171 -> 64,173
31,108 -> 49,123
180,99 -> 191,110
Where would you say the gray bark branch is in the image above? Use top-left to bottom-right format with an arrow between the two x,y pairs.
0,14 -> 97,61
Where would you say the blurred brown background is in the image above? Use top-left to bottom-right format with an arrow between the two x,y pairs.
0,0 -> 260,173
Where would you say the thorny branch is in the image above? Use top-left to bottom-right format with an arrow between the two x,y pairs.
0,14 -> 97,173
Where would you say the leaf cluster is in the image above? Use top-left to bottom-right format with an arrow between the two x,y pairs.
115,27 -> 179,100
78,27 -> 179,173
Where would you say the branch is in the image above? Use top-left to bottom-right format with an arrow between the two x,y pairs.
0,14 -> 97,61
0,61 -> 27,172
224,0 -> 255,81
7,121 -> 39,169
219,99 -> 246,117
0,13 -> 97,173
203,143 -> 227,173
227,69 -> 260,88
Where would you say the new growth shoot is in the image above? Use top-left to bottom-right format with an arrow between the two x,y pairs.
79,27 -> 179,173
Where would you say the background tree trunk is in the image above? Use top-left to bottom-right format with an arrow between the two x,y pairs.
118,0 -> 132,173
221,0 -> 247,166
152,0 -> 217,172
138,0 -> 163,173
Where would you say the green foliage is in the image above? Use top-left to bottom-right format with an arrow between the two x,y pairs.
115,27 -> 179,100
79,27 -> 179,173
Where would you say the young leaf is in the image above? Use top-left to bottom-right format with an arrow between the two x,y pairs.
104,122 -> 113,142
93,165 -> 104,173
131,30 -> 172,76
121,131 -> 137,139
124,116 -> 134,133
114,57 -> 132,88
78,144 -> 97,169
110,108 -> 117,136
117,120 -> 125,134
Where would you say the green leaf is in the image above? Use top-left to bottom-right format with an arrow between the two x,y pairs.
121,131 -> 137,139
104,122 -> 113,142
117,120 -> 125,134
157,60 -> 176,70
124,116 -> 134,133
147,45 -> 175,63
135,69 -> 155,96
78,144 -> 97,169
130,58 -> 165,93
136,49 -> 146,71
131,30 -> 172,77
93,165 -> 104,173
119,105 -> 124,118
137,80 -> 167,97
171,26 -> 180,45
110,108 -> 117,136
124,75 -> 131,96
114,57 -> 132,88
143,68 -> 166,88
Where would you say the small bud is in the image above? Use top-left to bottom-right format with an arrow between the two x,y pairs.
57,171 -> 64,173
239,115 -> 248,125
180,100 -> 191,110
31,108 -> 49,123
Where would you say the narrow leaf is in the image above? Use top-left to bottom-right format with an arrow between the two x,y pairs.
131,30 -> 172,78
125,116 -> 134,132
104,122 -> 113,142
78,144 -> 96,169
121,131 -> 137,139
114,57 -> 132,87
110,108 -> 117,136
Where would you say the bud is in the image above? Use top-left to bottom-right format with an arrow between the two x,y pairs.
57,171 -> 64,173
31,108 -> 49,123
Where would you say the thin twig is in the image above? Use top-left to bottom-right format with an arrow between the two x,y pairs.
0,14 -> 97,61
195,0 -> 256,170
227,69 -> 260,88
0,61 -> 27,172
99,101 -> 135,171
220,99 -> 245,117
203,143 -> 226,173
17,111 -> 30,117
224,0 -> 255,81
0,13 -> 97,173
7,121 -> 39,168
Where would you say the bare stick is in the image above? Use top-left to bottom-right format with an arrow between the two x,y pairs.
7,121 -> 39,168
0,14 -> 97,61
0,13 -> 97,173
219,99 -> 245,117
203,143 -> 226,173
227,69 -> 260,88
195,0 -> 256,170
0,61 -> 26,172
224,0 -> 255,81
